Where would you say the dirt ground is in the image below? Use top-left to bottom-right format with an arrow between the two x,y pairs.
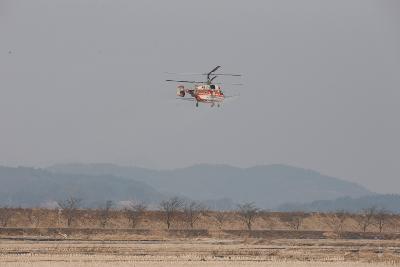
0,259 -> 397,267
1,237 -> 399,266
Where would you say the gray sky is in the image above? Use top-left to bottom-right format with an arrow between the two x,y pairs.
0,0 -> 399,193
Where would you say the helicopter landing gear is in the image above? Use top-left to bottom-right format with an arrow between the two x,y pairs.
211,103 -> 215,108
196,102 -> 199,107
217,103 -> 220,108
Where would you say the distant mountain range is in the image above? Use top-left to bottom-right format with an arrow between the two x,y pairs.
0,166 -> 163,207
0,163 -> 380,209
47,163 -> 372,209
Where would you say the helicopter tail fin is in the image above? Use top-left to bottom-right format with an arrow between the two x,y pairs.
176,86 -> 185,97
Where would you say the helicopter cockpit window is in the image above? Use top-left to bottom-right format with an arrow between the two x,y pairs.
210,85 -> 215,89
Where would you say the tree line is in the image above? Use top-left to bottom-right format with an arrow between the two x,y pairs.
0,197 -> 398,234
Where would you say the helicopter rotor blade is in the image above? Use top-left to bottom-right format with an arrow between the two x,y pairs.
211,73 -> 242,77
208,66 -> 221,76
165,72 -> 241,77
166,79 -> 203,84
206,66 -> 221,80
164,72 -> 203,75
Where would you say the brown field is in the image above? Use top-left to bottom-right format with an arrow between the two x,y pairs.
1,237 -> 400,266
1,208 -> 400,266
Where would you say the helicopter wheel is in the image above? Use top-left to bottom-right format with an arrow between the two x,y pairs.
217,103 -> 220,108
196,102 -> 199,107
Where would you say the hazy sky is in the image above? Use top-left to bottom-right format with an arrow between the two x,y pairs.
0,0 -> 399,193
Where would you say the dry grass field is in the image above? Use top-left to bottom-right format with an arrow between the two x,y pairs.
1,236 -> 400,266
1,208 -> 400,266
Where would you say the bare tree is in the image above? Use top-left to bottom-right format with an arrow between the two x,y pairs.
326,210 -> 348,233
124,201 -> 147,228
374,208 -> 390,233
213,211 -> 228,230
57,197 -> 82,227
160,197 -> 184,229
183,201 -> 206,229
237,202 -> 259,231
355,207 -> 377,232
26,208 -> 46,228
280,212 -> 308,230
0,206 -> 13,227
98,200 -> 113,228
259,210 -> 276,230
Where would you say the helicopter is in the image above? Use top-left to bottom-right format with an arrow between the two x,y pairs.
166,66 -> 242,107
